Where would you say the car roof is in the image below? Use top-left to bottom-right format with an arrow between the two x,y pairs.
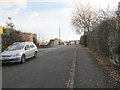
13,42 -> 35,45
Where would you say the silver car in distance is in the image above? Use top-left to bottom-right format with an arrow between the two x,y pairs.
0,42 -> 38,64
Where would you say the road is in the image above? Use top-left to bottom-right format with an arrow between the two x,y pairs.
2,45 -> 75,88
2,45 -> 120,88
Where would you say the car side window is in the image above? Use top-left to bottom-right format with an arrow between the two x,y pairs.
25,44 -> 30,50
29,43 -> 35,48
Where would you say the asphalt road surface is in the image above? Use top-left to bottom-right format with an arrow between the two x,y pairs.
2,45 -> 120,88
2,45 -> 75,88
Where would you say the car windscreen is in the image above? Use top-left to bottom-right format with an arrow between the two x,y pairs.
5,43 -> 25,51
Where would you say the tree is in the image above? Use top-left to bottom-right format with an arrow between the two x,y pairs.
71,3 -> 98,34
4,17 -> 15,34
71,3 -> 99,46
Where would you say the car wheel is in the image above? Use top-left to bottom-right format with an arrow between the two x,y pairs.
21,55 -> 25,64
34,52 -> 37,58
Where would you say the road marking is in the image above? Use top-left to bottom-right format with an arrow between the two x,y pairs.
66,45 -> 77,89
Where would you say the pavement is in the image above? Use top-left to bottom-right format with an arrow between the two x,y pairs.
74,45 -> 120,88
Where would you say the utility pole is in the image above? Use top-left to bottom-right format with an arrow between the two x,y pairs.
59,28 -> 61,45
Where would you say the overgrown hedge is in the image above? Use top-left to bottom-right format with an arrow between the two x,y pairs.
80,18 -> 116,56
80,35 -> 87,46
80,17 -> 120,66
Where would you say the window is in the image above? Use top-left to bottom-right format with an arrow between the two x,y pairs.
29,43 -> 35,48
25,43 -> 30,50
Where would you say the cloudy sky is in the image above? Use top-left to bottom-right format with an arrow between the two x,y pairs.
0,0 -> 119,42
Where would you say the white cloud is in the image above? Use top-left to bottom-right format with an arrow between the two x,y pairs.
0,0 -> 27,8
0,0 -> 27,16
59,7 -> 71,16
27,12 -> 40,18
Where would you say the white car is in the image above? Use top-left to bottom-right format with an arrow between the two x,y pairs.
0,42 -> 38,64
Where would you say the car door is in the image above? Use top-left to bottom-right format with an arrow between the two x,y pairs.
24,43 -> 31,59
29,42 -> 35,57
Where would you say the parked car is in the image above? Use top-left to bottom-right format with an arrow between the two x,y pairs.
0,42 -> 38,64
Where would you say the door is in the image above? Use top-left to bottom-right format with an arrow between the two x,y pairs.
24,43 -> 31,59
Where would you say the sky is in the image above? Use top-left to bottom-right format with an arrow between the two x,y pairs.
0,0 -> 120,42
